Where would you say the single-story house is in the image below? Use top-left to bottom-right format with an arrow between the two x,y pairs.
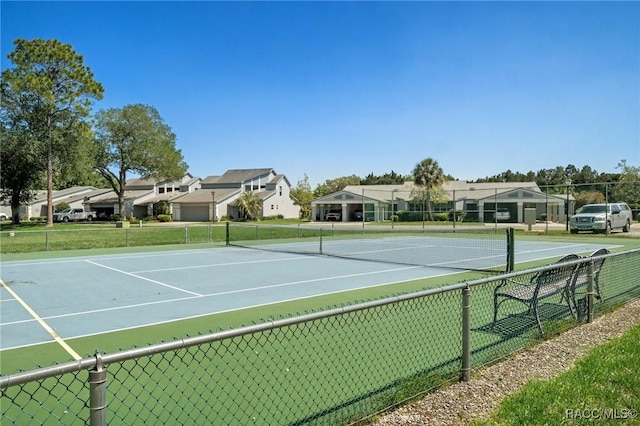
170,168 -> 300,221
3,186 -> 112,220
311,181 -> 574,223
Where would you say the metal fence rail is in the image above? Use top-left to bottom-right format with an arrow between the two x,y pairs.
2,249 -> 639,425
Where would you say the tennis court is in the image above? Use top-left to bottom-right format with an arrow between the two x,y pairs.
0,229 -> 616,355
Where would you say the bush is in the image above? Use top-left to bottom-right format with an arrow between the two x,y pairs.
262,215 -> 284,220
396,211 -> 422,222
54,202 -> 70,213
157,214 -> 172,222
110,214 -> 122,221
541,213 -> 548,221
433,213 -> 448,221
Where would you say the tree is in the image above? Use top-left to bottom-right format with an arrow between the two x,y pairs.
1,39 -> 104,226
235,191 -> 263,220
313,175 -> 361,198
290,174 -> 314,219
0,122 -> 44,223
361,170 -> 408,185
93,104 -> 188,217
612,159 -> 640,206
412,157 -> 446,221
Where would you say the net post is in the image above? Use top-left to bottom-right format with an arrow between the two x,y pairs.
506,227 -> 515,272
225,221 -> 230,246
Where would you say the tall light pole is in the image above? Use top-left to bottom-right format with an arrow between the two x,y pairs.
211,191 -> 217,222
565,178 -> 571,231
391,189 -> 399,229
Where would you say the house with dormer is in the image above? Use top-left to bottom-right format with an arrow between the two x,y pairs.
86,174 -> 201,218
170,168 -> 300,221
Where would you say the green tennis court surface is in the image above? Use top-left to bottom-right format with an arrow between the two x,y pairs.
0,236 -> 616,353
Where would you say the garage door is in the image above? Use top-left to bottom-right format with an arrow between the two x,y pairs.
180,205 -> 209,222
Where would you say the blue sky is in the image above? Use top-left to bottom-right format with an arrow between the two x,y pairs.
2,1 -> 639,187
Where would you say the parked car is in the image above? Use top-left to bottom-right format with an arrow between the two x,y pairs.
495,209 -> 510,221
0,213 -> 8,221
353,209 -> 363,221
325,210 -> 342,221
53,208 -> 98,223
569,203 -> 632,234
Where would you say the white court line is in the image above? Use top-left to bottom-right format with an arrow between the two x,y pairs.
130,255 -> 309,274
84,260 -> 203,296
0,246 -> 250,267
0,279 -> 82,360
3,267 -> 462,352
1,265 -> 423,327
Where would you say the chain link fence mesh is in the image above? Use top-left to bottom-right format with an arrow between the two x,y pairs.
2,249 -> 639,425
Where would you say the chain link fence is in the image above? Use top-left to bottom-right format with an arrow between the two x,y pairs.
2,248 -> 639,425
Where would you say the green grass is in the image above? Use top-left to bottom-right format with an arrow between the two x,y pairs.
473,323 -> 640,426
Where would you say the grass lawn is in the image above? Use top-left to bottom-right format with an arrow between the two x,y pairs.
473,323 -> 640,425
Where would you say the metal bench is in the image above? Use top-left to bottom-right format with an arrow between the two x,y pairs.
569,248 -> 609,319
492,254 -> 579,334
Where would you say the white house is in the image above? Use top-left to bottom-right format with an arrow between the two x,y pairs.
170,168 -> 300,221
311,181 -> 573,223
86,174 -> 201,219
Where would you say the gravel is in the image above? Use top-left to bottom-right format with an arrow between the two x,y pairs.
372,299 -> 640,426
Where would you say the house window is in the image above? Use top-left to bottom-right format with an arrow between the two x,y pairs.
159,188 -> 165,194
271,205 -> 274,210
279,186 -> 282,196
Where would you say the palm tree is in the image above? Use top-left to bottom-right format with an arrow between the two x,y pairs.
412,157 -> 446,221
236,191 -> 263,221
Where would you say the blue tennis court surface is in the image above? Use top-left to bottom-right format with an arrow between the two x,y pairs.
0,239 -> 616,351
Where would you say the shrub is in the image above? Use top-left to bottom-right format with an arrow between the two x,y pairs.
110,214 -> 122,221
54,202 -> 70,213
433,213 -> 448,221
396,211 -> 422,222
157,214 -> 172,222
262,215 -> 284,220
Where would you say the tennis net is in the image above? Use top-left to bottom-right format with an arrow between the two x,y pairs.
226,223 -> 514,273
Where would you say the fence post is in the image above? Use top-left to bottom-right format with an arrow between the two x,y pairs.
225,221 -> 230,246
507,228 -> 515,273
587,260 -> 594,323
45,231 -> 49,251
89,350 -> 107,426
125,229 -> 129,247
461,285 -> 471,382
185,226 -> 189,244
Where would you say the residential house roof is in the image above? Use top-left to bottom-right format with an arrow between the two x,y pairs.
316,181 -> 570,203
202,168 -> 275,185
170,188 -> 239,204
